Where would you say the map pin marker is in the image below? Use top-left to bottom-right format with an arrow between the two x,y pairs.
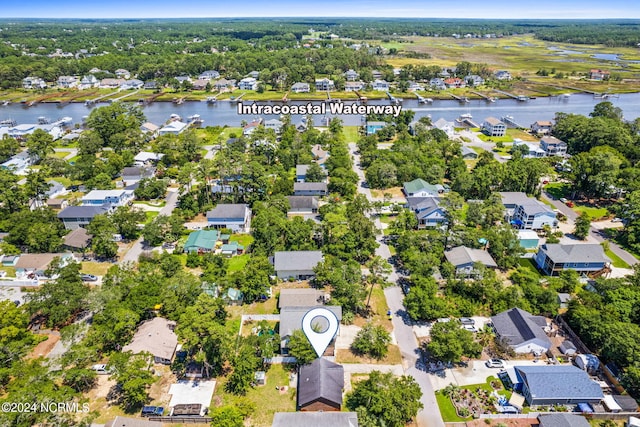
302,307 -> 339,358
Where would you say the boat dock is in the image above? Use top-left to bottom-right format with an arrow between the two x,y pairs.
548,84 -> 599,95
501,115 -> 525,129
385,92 -> 402,105
229,92 -> 246,103
139,92 -> 163,106
470,91 -> 496,102
494,89 -> 529,101
60,90 -> 98,106
354,90 -> 367,104
327,91 -> 341,103
415,93 -> 433,104
206,94 -> 219,104
282,91 -> 289,103
456,117 -> 479,128
26,91 -> 70,107
449,93 -> 469,103
85,90 -> 121,106
111,89 -> 140,103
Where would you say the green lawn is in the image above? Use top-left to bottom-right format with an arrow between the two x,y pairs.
435,391 -> 469,422
544,182 -> 570,200
604,247 -> 630,269
227,254 -> 250,273
343,126 -> 361,142
145,211 -> 159,224
211,363 -> 296,427
573,204 -> 608,220
231,234 -> 254,248
518,258 -> 542,278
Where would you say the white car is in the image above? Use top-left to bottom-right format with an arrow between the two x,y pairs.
485,359 -> 505,368
463,325 -> 477,333
91,364 -> 111,375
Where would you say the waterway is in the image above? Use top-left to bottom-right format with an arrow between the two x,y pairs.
1,92 -> 640,128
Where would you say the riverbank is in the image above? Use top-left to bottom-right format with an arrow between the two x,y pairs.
2,77 -> 639,106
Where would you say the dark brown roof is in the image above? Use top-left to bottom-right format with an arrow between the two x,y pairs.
63,228 -> 92,249
297,358 -> 344,409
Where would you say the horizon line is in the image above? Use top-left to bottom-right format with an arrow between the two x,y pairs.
1,16 -> 639,20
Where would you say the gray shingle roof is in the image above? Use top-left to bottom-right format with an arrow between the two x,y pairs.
499,192 -> 531,207
297,358 -> 344,409
272,412 -> 358,427
540,244 -> 610,264
279,306 -> 342,338
273,251 -> 323,273
444,246 -> 497,268
516,365 -> 603,401
538,414 -> 590,427
296,164 -> 310,176
287,196 -> 319,210
294,182 -> 328,192
278,288 -> 326,309
491,307 -> 551,349
406,197 -> 442,219
57,205 -> 110,219
518,199 -> 554,216
206,203 -> 249,219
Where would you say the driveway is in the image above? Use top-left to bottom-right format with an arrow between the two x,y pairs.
349,143 -> 445,427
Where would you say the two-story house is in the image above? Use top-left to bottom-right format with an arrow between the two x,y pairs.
57,205 -> 111,230
81,189 -> 134,207
406,197 -> 447,228
530,120 -> 553,135
371,79 -> 389,91
500,192 -> 557,230
206,203 -> 251,233
315,78 -> 335,91
57,76 -> 78,89
481,117 -> 507,137
198,70 -> 220,80
403,178 -> 445,197
344,81 -> 365,92
344,69 -> 359,81
540,136 -> 568,157
238,77 -> 258,91
291,82 -> 310,93
534,243 -> 611,276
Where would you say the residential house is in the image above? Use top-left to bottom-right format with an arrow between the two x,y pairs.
140,122 -> 160,138
81,190 -> 133,207
1,151 -> 36,175
191,79 -> 208,90
557,292 -> 572,309
122,317 -> 178,364
198,70 -> 220,80
8,124 -> 63,141
273,250 -> 323,280
22,76 -> 47,89
461,146 -> 478,159
238,77 -> 258,90
538,414 -> 590,427
540,136 -> 568,157
530,120 -> 553,135
429,78 -> 446,90
206,203 -> 251,232
264,119 -> 283,133
121,79 -> 144,90
184,229 -> 219,253
293,182 -> 328,196
121,166 -> 155,187
143,80 -> 157,90
278,288 -> 326,309
465,74 -> 485,86
589,69 -> 610,81
296,165 -> 310,182
248,71 -> 260,79
45,180 -> 66,200
62,227 -> 92,252
212,78 -> 236,91
134,151 -> 164,166
223,288 -> 244,305
344,81 -> 365,91
371,79 -> 389,91
499,192 -> 557,230
491,307 -> 552,354
366,121 -> 386,135
444,246 -> 498,277
286,196 -> 319,215
99,78 -> 126,89
272,412 -> 358,427
371,70 -> 383,79
279,306 -> 342,353
344,69 -> 359,81
220,241 -> 244,257
78,75 -> 99,90
15,253 -> 76,278
114,69 -> 131,79
444,77 -> 465,88
174,75 -> 192,85
481,117 -> 507,137
432,118 -> 455,138
243,119 -> 263,136
534,243 -> 611,276
57,205 -> 111,230
494,70 -> 512,81
105,417 -> 161,427
57,76 -> 78,89
46,198 -> 68,210
291,82 -> 310,93
512,365 -> 603,406
406,197 -> 447,228
315,78 -> 335,91
158,121 -> 188,136
403,178 -> 445,197
297,358 -> 344,411
408,81 -> 425,91
512,139 -> 546,158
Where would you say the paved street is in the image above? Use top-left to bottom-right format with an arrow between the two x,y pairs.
119,188 -> 180,264
349,143 -> 445,427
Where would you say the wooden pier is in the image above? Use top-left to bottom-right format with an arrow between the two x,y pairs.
470,91 -> 497,102
354,90 -> 367,104
85,90 -> 121,106
449,93 -> 469,103
229,92 -> 246,103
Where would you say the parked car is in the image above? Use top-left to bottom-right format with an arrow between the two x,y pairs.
612,217 -> 623,223
560,197 -> 568,203
91,364 -> 110,374
497,405 -> 519,414
387,310 -> 392,320
463,325 -> 477,333
566,201 -> 574,208
460,317 -> 475,326
485,359 -> 505,368
81,274 -> 98,282
141,406 -> 164,416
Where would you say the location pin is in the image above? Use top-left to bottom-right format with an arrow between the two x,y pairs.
301,307 -> 339,358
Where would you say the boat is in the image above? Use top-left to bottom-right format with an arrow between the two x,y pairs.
56,116 -> 73,126
206,96 -> 217,104
488,97 -> 497,103
425,98 -> 434,103
169,113 -> 182,121
517,95 -> 530,102
37,116 -> 51,124
459,113 -> 473,119
0,118 -> 17,126
188,114 -> 204,124
1,100 -> 9,106
561,93 -> 571,99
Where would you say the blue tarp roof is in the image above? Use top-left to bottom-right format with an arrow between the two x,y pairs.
578,403 -> 593,413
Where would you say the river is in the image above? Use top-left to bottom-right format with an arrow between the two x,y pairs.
1,92 -> 639,128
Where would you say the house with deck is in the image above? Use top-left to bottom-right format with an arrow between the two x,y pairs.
273,250 -> 323,280
481,117 -> 507,137
589,69 -> 610,81
530,120 -> 553,135
286,196 -> 319,215
512,365 -> 603,406
540,136 -> 568,157
406,197 -> 447,228
57,205 -> 111,230
81,189 -> 133,207
491,307 -> 552,354
291,82 -> 310,93
371,79 -> 389,91
500,192 -> 557,230
293,182 -> 328,196
315,78 -> 335,91
534,243 -> 610,276
238,77 -> 258,90
444,246 -> 497,277
183,230 -> 219,253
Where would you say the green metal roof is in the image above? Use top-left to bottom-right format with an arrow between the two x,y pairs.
184,229 -> 219,251
403,178 -> 438,195
221,241 -> 244,252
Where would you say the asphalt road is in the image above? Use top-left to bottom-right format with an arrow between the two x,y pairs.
540,191 -> 638,266
349,143 -> 445,427
119,189 -> 180,264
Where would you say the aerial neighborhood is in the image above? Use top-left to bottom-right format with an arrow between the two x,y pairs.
1,16 -> 640,427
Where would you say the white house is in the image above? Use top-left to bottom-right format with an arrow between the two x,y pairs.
22,77 -> 47,89
206,204 -> 251,233
273,250 -> 323,280
78,75 -> 99,90
238,77 -> 258,91
371,79 -> 390,91
291,82 -> 310,93
198,70 -> 220,80
81,189 -> 134,207
158,121 -> 188,136
491,307 -> 551,354
481,117 -> 507,137
57,76 -> 78,89
432,118 -> 455,138
315,78 -> 335,91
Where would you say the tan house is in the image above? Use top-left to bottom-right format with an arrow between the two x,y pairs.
122,317 -> 178,364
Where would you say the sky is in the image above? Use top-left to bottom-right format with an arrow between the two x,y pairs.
1,0 -> 639,19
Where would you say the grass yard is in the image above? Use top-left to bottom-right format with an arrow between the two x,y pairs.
80,261 -> 113,276
145,211 -> 159,224
336,344 -> 402,365
604,247 -> 630,269
211,363 -> 296,427
343,126 -> 361,142
231,234 -> 254,248
435,391 -> 469,422
517,258 -> 542,278
0,266 -> 16,278
573,204 -> 608,220
544,182 -> 570,200
227,254 -> 250,273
